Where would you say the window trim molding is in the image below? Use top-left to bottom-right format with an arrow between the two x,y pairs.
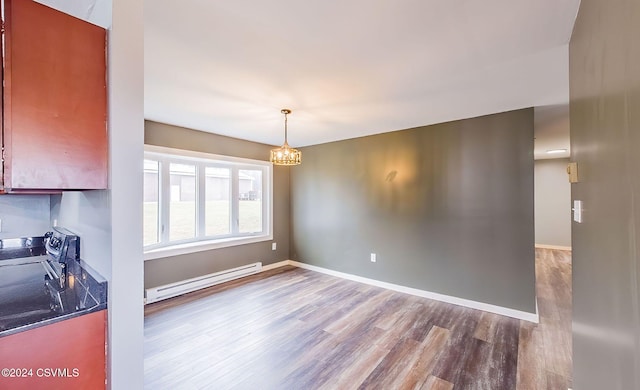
143,145 -> 273,261
144,144 -> 272,167
143,235 -> 272,261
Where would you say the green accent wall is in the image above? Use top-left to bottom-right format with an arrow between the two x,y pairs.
290,108 -> 536,313
570,0 -> 640,388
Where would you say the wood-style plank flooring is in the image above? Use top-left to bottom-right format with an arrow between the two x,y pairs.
144,249 -> 572,389
518,249 -> 572,389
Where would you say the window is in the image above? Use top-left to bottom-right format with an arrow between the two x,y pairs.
143,159 -> 160,246
143,145 -> 273,260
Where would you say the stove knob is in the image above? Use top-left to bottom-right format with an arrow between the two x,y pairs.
50,238 -> 61,249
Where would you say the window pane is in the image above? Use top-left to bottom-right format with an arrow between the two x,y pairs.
239,169 -> 262,233
205,167 -> 230,236
143,160 -> 159,246
169,163 -> 196,241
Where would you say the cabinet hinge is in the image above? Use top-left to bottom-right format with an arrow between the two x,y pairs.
1,147 -> 4,163
1,20 -> 4,34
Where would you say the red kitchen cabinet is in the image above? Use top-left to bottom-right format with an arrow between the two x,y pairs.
1,0 -> 108,192
0,310 -> 107,390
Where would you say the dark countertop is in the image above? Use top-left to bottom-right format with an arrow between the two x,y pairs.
0,240 -> 107,338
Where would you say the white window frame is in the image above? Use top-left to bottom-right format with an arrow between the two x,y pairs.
143,145 -> 273,261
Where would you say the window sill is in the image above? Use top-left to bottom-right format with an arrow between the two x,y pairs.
144,234 -> 273,261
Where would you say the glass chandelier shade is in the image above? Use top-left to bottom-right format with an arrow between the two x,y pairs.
270,109 -> 301,166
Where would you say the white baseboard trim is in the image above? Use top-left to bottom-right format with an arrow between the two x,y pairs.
280,260 -> 538,323
535,244 -> 572,251
261,260 -> 292,272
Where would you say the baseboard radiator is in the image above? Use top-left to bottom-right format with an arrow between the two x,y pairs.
145,262 -> 262,304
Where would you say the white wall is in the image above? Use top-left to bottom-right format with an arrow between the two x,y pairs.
107,0 -> 144,388
53,191 -> 112,278
0,195 -> 50,239
534,158 -> 572,248
35,0 -> 111,28
46,0 -> 144,388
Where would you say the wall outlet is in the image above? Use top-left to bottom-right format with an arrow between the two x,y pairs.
370,253 -> 376,262
272,242 -> 277,251
0,218 -> 2,232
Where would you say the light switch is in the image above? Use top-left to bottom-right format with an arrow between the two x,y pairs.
567,162 -> 579,183
573,200 -> 583,223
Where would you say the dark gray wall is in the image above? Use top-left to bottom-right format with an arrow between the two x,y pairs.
534,158 -> 571,247
144,121 -> 290,289
290,109 -> 536,313
570,0 -> 640,388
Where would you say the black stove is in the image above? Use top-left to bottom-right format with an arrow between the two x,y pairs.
42,227 -> 80,290
0,227 -> 107,337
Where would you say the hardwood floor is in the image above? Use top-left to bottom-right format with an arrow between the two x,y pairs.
518,249 -> 572,389
144,249 -> 572,389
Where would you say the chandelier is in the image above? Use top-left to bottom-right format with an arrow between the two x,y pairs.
270,109 -> 301,166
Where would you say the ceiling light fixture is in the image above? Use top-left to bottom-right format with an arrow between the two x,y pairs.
546,149 -> 568,154
270,109 -> 301,166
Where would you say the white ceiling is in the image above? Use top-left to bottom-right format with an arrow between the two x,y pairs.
34,1 -> 580,152
145,0 -> 580,148
534,104 -> 570,160
36,0 -> 111,28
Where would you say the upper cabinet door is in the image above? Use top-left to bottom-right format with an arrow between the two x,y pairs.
3,0 -> 107,191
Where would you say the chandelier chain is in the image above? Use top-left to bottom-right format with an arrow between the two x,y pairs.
284,111 -> 288,144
